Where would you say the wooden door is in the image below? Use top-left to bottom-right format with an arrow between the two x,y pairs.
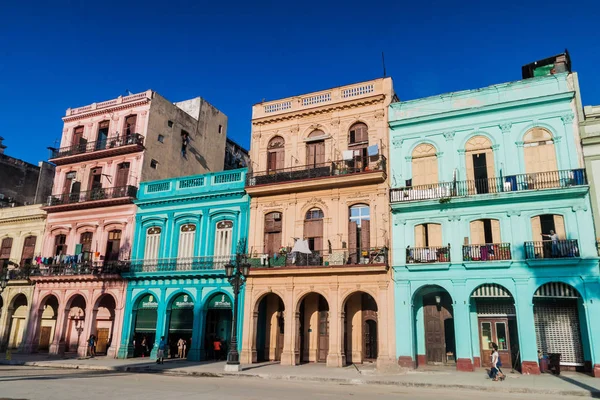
479,318 -> 512,368
73,126 -> 85,152
364,319 -> 378,360
88,168 -> 102,191
424,305 -> 445,364
115,162 -> 130,188
124,115 -> 137,136
96,328 -> 110,354
306,141 -> 325,167
105,230 -> 122,262
318,310 -> 329,362
20,236 -> 36,265
39,326 -> 52,351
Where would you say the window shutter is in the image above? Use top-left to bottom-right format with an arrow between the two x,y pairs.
348,221 -> 358,261
412,156 -> 438,186
466,153 -> 475,182
470,220 -> 484,245
491,219 -> 501,243
415,225 -> 425,248
0,237 -> 13,259
486,151 -> 495,180
360,220 -> 371,251
428,223 -> 442,247
531,216 -> 542,241
316,141 -> 325,165
553,215 -> 566,239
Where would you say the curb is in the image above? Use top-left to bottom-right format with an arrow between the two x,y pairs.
2,360 -> 598,398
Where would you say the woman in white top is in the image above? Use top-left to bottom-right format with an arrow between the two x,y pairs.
490,342 -> 505,381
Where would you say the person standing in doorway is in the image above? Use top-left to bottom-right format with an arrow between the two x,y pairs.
213,337 -> 222,361
141,336 -> 148,358
157,336 -> 166,364
542,230 -> 560,257
177,338 -> 186,359
88,334 -> 96,358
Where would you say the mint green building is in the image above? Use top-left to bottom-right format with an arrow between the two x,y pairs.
389,54 -> 600,377
117,169 -> 249,361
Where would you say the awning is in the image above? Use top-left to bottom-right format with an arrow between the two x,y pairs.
535,282 -> 581,299
472,284 -> 512,298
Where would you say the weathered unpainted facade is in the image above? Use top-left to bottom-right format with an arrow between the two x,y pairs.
241,78 -> 397,368
581,105 -> 600,238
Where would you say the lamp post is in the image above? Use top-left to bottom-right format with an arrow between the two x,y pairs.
223,252 -> 250,372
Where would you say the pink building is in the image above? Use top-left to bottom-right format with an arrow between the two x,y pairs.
23,90 -> 229,357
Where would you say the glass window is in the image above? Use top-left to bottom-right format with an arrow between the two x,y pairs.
481,322 -> 492,349
496,322 -> 507,350
349,204 -> 370,227
305,208 -> 324,220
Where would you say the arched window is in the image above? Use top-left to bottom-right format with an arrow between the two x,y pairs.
105,230 -> 122,261
79,232 -> 93,255
72,126 -> 86,153
304,208 -> 324,251
144,227 -> 162,260
214,220 -> 233,258
465,136 -> 495,194
54,234 -> 67,256
414,223 -> 442,248
349,204 -> 370,263
264,212 -> 283,255
306,130 -> 325,168
124,115 -> 137,137
524,128 -> 557,174
469,219 -> 501,244
411,144 -> 438,186
348,123 -> 369,169
267,136 -> 285,172
1,237 -> 13,266
177,224 -> 196,259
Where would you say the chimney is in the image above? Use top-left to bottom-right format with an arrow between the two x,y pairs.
0,136 -> 6,155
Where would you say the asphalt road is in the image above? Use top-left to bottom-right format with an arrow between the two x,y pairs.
0,366 -> 582,400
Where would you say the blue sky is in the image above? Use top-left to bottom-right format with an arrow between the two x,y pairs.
1,0 -> 599,165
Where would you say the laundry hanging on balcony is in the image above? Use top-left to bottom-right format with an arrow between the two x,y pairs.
291,239 -> 312,254
368,144 -> 379,156
342,150 -> 354,161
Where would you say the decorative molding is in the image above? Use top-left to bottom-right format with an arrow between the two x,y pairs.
392,136 -> 403,149
330,118 -> 340,126
447,215 -> 461,222
436,151 -> 444,157
290,125 -> 300,133
572,205 -> 588,212
252,132 -> 260,140
515,141 -> 524,148
554,136 -> 563,143
507,210 -> 521,217
491,144 -> 500,151
405,156 -> 412,162
457,149 -> 466,155
302,197 -> 328,210
499,123 -> 512,133
443,131 -> 456,141
374,110 -> 385,120
263,201 -> 282,209
393,215 -> 406,226
561,113 -> 575,125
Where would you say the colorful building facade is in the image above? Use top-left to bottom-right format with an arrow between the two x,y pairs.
389,57 -> 600,376
581,104 -> 600,240
117,169 -> 249,361
241,78 -> 397,368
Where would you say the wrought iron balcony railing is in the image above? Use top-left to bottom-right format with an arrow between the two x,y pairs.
125,256 -> 234,273
524,239 -> 580,259
463,243 -> 511,261
249,247 -> 388,268
406,245 -> 451,264
27,261 -> 126,277
390,169 -> 586,203
46,185 -> 137,206
49,134 -> 144,159
247,155 -> 386,186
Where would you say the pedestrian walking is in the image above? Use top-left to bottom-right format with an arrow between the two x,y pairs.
489,342 -> 505,381
88,334 -> 96,358
213,337 -> 222,361
177,338 -> 187,359
157,336 -> 166,364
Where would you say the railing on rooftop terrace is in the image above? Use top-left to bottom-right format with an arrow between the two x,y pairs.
67,91 -> 151,116
143,171 -> 245,195
126,256 -> 234,273
247,155 -> 385,186
249,247 -> 387,268
49,134 -> 144,159
524,240 -> 580,259
46,186 -> 137,207
390,169 -> 586,203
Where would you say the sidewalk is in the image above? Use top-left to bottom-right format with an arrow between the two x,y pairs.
2,353 -> 600,397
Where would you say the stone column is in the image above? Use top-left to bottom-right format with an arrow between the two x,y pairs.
280,284 -> 296,366
395,281 -> 415,368
151,288 -> 167,359
515,141 -> 525,174
107,292 -> 124,359
240,284 -> 255,364
22,289 -> 42,353
514,279 -> 540,375
79,305 -> 98,358
188,287 -> 203,361
582,279 -> 600,377
326,285 -> 341,367
452,281 -> 474,372
117,287 -> 135,358
50,302 -> 67,355
376,280 -> 392,368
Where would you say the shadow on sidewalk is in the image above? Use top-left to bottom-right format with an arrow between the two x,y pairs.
556,374 -> 600,399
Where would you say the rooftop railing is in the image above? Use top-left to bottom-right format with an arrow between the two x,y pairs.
390,169 -> 586,203
125,256 -> 234,273
247,155 -> 386,186
49,134 -> 144,159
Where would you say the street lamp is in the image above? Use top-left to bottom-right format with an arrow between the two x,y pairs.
223,252 -> 250,372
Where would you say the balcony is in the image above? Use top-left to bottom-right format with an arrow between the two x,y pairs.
43,185 -> 137,212
246,155 -> 386,196
122,256 -> 233,277
406,245 -> 451,264
249,248 -> 388,270
28,261 -> 125,277
48,134 -> 144,165
390,169 -> 586,203
524,240 -> 580,259
463,243 -> 512,261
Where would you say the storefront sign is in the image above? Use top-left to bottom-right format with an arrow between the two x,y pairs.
140,295 -> 158,309
173,294 -> 194,309
208,294 -> 232,309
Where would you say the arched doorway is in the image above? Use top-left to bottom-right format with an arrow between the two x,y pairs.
523,128 -> 558,175
470,284 -> 519,370
94,294 -> 116,355
411,143 -> 438,186
414,285 -> 455,366
343,291 -> 378,364
64,294 -> 87,354
133,294 -> 158,357
465,136 -> 495,194
204,292 -> 232,361
306,130 -> 325,168
168,293 -> 194,359
267,136 -> 285,173
37,295 -> 59,352
7,294 -> 29,350
255,293 -> 285,362
298,293 -> 329,363
533,282 -> 588,370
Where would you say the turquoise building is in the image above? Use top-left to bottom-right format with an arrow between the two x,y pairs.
388,57 -> 600,377
117,169 -> 249,361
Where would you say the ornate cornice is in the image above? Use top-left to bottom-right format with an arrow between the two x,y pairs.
499,122 -> 512,133
62,99 -> 150,123
443,131 -> 456,141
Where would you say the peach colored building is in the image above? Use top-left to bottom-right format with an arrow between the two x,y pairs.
25,90 -> 229,357
241,78 -> 397,368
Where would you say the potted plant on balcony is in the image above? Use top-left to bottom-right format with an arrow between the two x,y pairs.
437,247 -> 449,262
